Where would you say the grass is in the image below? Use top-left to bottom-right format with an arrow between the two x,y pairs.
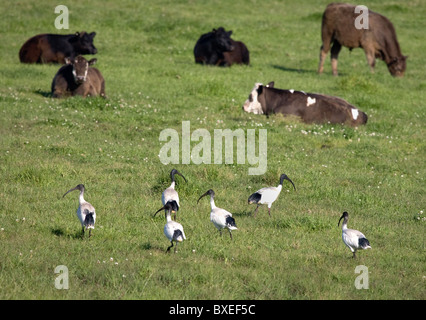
0,0 -> 425,300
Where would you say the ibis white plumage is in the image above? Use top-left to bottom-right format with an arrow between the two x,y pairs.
338,211 -> 371,258
161,169 -> 187,221
63,184 -> 96,237
197,189 -> 238,240
154,202 -> 186,253
248,173 -> 296,217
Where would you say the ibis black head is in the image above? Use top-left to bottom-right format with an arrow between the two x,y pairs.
338,211 -> 349,226
280,174 -> 296,191
197,189 -> 215,204
170,169 -> 187,183
63,184 -> 85,198
154,202 -> 173,217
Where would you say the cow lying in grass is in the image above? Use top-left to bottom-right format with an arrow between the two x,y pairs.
19,31 -> 97,64
51,55 -> 106,98
242,82 -> 367,126
194,27 -> 249,66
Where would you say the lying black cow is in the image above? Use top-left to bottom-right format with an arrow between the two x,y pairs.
19,31 -> 97,64
194,27 -> 249,66
242,82 -> 367,126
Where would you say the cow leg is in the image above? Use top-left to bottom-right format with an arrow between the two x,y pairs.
364,49 -> 376,73
318,45 -> 328,74
330,41 -> 342,76
100,79 -> 107,99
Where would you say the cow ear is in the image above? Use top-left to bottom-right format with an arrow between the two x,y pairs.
64,57 -> 72,65
267,81 -> 275,88
89,32 -> 96,38
227,30 -> 233,37
88,58 -> 97,66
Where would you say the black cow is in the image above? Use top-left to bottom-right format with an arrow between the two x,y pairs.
19,31 -> 97,64
194,27 -> 233,66
242,82 -> 367,126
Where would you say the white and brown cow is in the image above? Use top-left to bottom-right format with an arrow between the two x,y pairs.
242,82 -> 367,126
51,55 -> 106,98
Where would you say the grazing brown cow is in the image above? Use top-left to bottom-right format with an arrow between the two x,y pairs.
318,3 -> 407,77
19,31 -> 97,64
242,82 -> 367,126
51,55 -> 106,98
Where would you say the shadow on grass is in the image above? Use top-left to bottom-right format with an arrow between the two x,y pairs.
34,89 -> 52,98
51,227 -> 84,239
272,65 -> 317,74
232,209 -> 254,217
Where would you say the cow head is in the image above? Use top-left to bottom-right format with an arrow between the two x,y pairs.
213,27 -> 234,52
71,31 -> 98,55
242,82 -> 274,114
65,56 -> 97,84
388,55 -> 407,77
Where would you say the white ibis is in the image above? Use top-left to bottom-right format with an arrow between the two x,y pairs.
338,211 -> 371,258
63,184 -> 96,237
154,202 -> 186,253
248,173 -> 296,217
197,189 -> 237,240
162,169 -> 187,221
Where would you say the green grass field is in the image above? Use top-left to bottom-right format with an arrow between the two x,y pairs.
0,0 -> 425,300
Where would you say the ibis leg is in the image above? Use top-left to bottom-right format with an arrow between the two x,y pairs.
167,241 -> 174,252
268,207 -> 271,217
252,205 -> 260,217
229,229 -> 233,240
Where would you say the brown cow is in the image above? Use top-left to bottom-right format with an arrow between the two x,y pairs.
51,55 -> 106,98
222,39 -> 250,66
19,31 -> 97,64
242,82 -> 368,126
318,3 -> 407,77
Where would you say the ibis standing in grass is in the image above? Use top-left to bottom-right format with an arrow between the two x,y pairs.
162,169 -> 187,221
338,211 -> 371,258
154,202 -> 186,253
248,173 -> 296,217
197,189 -> 238,240
63,184 -> 96,237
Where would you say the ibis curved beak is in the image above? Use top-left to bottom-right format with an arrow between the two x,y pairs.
338,214 -> 344,227
171,169 -> 187,183
284,176 -> 296,191
176,171 -> 187,183
63,186 -> 78,198
197,189 -> 214,204
154,205 -> 166,217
